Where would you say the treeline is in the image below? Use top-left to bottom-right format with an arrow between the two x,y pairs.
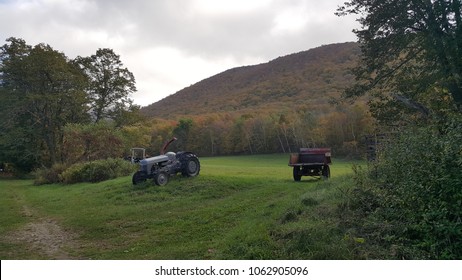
145,103 -> 374,158
31,102 -> 374,168
0,37 -> 141,173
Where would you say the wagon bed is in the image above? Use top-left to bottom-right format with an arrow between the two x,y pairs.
288,148 -> 331,181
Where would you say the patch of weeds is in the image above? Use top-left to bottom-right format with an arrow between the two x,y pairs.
280,208 -> 303,224
301,197 -> 319,207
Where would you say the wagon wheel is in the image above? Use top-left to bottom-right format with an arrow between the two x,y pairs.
293,166 -> 302,181
322,165 -> 330,179
182,156 -> 200,177
154,172 -> 169,186
132,171 -> 147,185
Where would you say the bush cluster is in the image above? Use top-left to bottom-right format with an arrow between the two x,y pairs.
34,158 -> 137,185
343,118 -> 462,259
33,163 -> 69,185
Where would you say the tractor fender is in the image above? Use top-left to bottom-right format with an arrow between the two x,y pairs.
175,151 -> 196,160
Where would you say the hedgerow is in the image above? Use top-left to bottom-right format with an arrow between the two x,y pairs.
342,117 -> 462,259
34,158 -> 136,185
61,158 -> 136,184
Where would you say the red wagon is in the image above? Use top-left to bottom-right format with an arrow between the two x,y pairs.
288,148 -> 331,181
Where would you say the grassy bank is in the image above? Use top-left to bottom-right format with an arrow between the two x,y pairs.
0,154 -> 363,259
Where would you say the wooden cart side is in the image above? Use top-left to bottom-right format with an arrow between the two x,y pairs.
289,148 -> 332,166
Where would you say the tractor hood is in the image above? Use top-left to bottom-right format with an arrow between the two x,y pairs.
140,155 -> 169,165
139,155 -> 169,173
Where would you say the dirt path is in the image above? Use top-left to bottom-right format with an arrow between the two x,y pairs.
4,199 -> 80,259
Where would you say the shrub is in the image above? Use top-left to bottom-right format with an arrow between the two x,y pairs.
344,117 -> 462,259
60,158 -> 136,184
33,163 -> 69,185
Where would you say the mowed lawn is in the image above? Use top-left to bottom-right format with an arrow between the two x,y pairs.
0,154 -> 363,260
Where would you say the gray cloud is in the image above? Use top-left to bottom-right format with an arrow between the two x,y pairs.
0,0 -> 358,105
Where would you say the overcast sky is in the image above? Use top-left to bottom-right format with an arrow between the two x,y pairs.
0,0 -> 359,106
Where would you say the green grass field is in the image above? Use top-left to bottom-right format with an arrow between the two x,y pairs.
0,154 -> 364,259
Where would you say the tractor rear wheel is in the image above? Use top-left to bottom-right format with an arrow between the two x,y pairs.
182,156 -> 200,177
154,172 -> 169,186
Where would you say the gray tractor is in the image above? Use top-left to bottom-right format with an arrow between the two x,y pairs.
132,137 -> 200,186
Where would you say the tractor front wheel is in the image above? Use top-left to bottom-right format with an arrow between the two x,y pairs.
132,171 -> 147,185
154,172 -> 169,186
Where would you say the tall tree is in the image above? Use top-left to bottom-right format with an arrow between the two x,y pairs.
74,48 -> 137,123
63,122 -> 125,164
337,0 -> 462,114
0,37 -> 89,171
173,118 -> 194,150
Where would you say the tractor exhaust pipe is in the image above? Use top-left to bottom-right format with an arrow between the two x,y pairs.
160,137 -> 177,155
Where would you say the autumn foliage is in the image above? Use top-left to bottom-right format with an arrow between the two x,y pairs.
138,42 -> 374,158
136,102 -> 374,159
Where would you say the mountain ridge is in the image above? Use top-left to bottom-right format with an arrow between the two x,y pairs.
141,42 -> 361,118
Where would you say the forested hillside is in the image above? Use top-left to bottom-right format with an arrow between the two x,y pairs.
141,42 -> 361,118
138,42 -> 374,159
